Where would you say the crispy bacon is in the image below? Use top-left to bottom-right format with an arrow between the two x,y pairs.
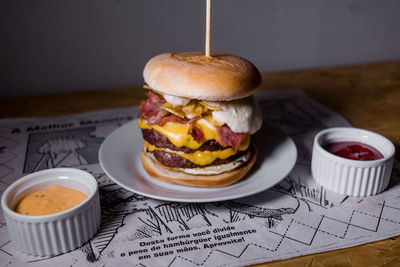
139,99 -> 152,116
145,91 -> 166,104
187,116 -> 204,143
189,125 -> 204,143
187,116 -> 200,124
148,109 -> 169,125
140,92 -> 244,149
139,91 -> 167,125
216,125 -> 244,150
159,114 -> 188,126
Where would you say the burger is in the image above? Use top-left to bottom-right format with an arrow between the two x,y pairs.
138,52 -> 262,187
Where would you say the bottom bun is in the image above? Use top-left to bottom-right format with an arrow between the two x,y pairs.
141,146 -> 257,187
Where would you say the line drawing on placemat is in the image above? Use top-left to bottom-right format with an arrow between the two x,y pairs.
1,91 -> 399,267
75,168 -> 301,262
0,135 -> 19,186
23,127 -> 104,173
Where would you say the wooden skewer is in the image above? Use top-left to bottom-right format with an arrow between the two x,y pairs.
205,0 -> 211,57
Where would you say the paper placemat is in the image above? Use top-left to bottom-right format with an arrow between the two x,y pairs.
0,90 -> 399,266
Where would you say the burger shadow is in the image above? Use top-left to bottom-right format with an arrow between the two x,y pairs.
221,122 -> 295,204
246,122 -> 292,177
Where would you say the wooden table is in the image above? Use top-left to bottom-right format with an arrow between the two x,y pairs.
1,61 -> 399,266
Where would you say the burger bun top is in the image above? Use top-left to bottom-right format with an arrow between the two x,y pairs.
143,52 -> 261,101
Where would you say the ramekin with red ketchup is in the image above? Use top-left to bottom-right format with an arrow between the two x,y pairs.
311,127 -> 395,197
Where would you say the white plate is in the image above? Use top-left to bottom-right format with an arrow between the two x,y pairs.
99,119 -> 297,202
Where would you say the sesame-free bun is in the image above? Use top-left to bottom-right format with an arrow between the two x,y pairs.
143,52 -> 261,101
141,146 -> 257,187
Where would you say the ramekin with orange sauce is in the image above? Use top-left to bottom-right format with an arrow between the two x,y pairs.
1,168 -> 101,256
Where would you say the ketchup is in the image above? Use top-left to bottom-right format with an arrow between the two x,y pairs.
324,141 -> 384,161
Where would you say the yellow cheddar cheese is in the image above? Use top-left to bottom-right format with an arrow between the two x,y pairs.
138,118 -> 250,151
145,141 -> 242,166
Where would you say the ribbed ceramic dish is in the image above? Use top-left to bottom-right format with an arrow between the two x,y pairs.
311,127 -> 395,197
1,168 -> 101,256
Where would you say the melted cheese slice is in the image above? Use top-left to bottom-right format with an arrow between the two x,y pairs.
138,118 -> 250,151
145,141 -> 242,166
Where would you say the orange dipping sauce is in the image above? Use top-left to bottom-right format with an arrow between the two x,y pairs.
15,185 -> 87,216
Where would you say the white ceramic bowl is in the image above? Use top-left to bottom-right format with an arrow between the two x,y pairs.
311,127 -> 395,197
1,168 -> 101,256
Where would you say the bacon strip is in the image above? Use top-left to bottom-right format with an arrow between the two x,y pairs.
139,91 -> 167,125
140,92 -> 244,149
189,125 -> 204,143
186,116 -> 204,143
159,114 -> 188,126
216,125 -> 244,150
145,91 -> 165,104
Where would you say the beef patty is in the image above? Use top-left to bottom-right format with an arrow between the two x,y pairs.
142,129 -> 227,153
142,128 -> 251,168
149,148 -> 251,169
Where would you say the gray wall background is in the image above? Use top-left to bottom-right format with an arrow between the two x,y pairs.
1,0 -> 400,98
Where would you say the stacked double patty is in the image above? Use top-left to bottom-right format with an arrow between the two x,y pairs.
139,52 -> 262,186
142,128 -> 250,169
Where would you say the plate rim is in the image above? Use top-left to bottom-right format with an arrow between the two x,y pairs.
99,119 -> 297,203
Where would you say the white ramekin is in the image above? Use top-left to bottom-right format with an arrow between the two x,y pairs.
1,168 -> 101,256
311,127 -> 395,197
